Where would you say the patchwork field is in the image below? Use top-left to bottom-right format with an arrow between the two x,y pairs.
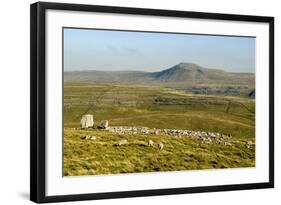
64,82 -> 255,176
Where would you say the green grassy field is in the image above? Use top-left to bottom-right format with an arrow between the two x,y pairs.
64,82 -> 255,176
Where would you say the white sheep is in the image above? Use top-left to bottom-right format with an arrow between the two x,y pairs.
148,139 -> 154,147
90,136 -> 97,140
158,142 -> 164,150
115,139 -> 128,146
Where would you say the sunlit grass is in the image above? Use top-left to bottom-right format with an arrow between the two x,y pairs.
63,83 -> 255,176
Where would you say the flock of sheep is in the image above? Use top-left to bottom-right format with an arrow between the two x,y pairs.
81,135 -> 164,150
114,138 -> 164,150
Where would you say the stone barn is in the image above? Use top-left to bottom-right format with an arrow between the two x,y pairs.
80,114 -> 94,129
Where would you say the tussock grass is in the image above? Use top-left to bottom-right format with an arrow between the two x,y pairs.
64,128 -> 255,176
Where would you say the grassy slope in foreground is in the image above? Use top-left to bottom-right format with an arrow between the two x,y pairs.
64,128 -> 255,176
64,83 -> 255,176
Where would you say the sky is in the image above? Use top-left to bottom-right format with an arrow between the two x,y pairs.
63,28 -> 255,73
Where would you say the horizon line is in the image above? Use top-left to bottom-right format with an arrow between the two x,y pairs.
64,69 -> 255,74
63,62 -> 256,74
64,62 -> 255,74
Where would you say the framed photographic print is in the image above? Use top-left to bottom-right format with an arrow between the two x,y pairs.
30,2 -> 274,203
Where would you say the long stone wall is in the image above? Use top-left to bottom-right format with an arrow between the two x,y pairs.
106,126 -> 232,144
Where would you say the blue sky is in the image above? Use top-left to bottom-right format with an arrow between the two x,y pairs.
64,28 -> 255,73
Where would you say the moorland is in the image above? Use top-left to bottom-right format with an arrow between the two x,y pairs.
63,63 -> 255,176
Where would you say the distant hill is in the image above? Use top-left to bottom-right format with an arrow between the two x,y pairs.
152,63 -> 229,82
64,70 -> 154,83
65,62 -> 254,84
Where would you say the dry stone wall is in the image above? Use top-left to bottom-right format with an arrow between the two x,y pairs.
107,126 -> 232,144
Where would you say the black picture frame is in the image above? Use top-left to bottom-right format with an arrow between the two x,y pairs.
30,1 -> 274,203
